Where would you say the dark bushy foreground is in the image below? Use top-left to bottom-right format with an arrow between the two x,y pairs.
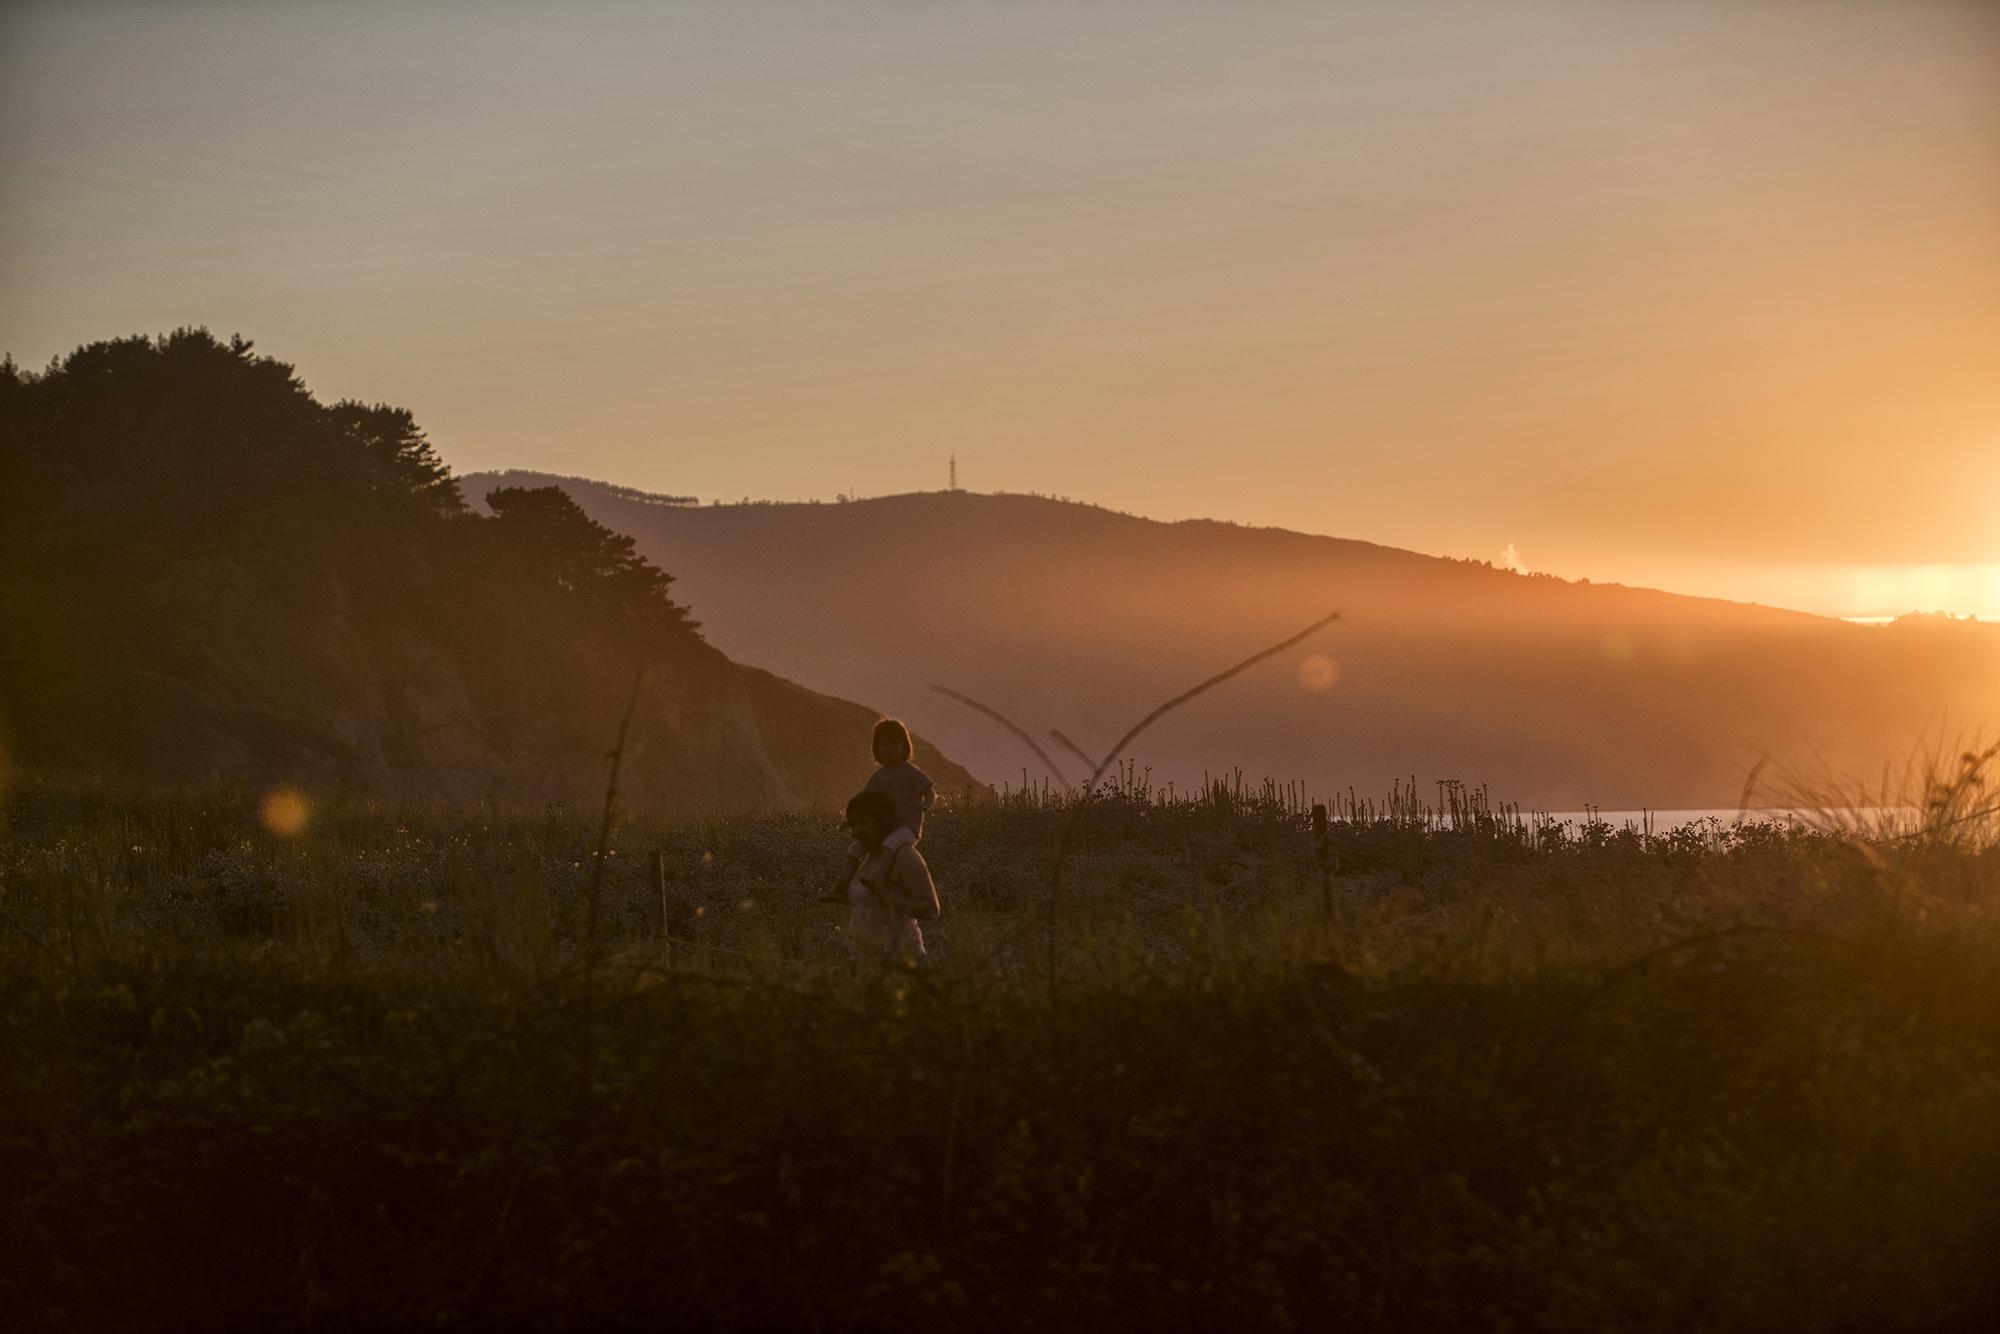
4,778 -> 1999,1330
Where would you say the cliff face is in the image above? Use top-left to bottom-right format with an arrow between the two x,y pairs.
26,567 -> 958,813
0,333 -> 970,812
201,593 -> 797,812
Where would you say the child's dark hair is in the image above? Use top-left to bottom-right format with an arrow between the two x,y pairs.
871,717 -> 913,763
844,789 -> 897,831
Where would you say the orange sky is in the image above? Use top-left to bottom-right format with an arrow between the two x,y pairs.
3,1 -> 1996,618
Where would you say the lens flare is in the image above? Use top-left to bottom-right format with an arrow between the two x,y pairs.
1297,654 -> 1340,692
259,786 -> 310,836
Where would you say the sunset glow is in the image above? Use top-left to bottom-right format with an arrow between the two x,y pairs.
8,6 -> 2000,1325
1563,562 -> 2000,624
3,0 -> 1994,620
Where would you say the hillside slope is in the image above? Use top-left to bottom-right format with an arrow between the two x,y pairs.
465,472 -> 2000,808
0,335 -> 974,811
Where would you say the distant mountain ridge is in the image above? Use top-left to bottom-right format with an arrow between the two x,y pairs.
464,471 -> 2000,808
0,334 -> 974,810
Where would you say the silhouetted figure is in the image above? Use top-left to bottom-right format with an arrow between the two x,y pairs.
865,717 -> 935,836
827,717 -> 934,898
833,788 -> 939,957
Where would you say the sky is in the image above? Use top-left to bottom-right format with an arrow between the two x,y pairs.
4,0 -> 1997,619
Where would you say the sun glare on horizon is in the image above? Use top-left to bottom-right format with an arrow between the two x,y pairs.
1534,559 -> 2000,626
1804,564 -> 2000,624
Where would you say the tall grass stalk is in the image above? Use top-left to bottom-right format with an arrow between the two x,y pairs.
578,661 -> 647,1100
1039,610 -> 1340,990
930,684 -> 1073,790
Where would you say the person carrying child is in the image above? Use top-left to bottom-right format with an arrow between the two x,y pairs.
824,718 -> 939,954
834,788 -> 940,957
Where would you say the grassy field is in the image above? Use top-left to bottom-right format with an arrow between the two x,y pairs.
4,767 -> 1998,1331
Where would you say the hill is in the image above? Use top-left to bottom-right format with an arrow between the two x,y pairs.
462,473 -> 2000,808
0,334 -> 973,810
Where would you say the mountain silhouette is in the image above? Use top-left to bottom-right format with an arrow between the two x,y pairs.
0,334 -> 973,809
462,473 -> 2000,809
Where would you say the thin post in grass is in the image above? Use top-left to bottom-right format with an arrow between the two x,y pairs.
578,661 -> 647,1102
648,848 -> 669,960
1312,802 -> 1332,925
1736,753 -> 1770,823
64,868 -> 79,976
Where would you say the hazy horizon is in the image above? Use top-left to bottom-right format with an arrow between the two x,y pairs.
445,466 -> 2000,808
468,466 -> 1998,626
5,0 -> 1996,619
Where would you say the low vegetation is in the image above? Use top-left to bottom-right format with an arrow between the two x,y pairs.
5,762 -> 1997,1330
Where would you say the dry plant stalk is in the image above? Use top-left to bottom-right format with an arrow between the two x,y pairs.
931,684 -> 1073,790
1074,609 -> 1342,792
1040,610 -> 1342,983
1048,730 -> 1098,787
579,660 -> 648,1101
937,609 -> 1342,993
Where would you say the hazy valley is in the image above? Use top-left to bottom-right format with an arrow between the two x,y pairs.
466,471 -> 2000,810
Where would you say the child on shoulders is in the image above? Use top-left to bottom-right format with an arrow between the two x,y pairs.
827,717 -> 935,909
863,717 -> 934,840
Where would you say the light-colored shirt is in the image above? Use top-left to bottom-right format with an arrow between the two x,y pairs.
846,827 -> 935,956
